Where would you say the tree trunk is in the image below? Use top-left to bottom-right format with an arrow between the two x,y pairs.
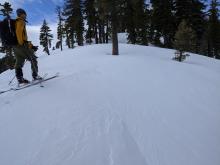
94,24 -> 99,44
106,21 -> 109,43
111,3 -> 119,55
179,51 -> 183,62
66,32 -> 70,48
46,47 -> 50,55
98,21 -> 103,43
87,26 -> 92,44
207,41 -> 211,57
102,23 -> 105,43
71,34 -> 75,48
112,28 -> 119,55
60,37 -> 63,51
77,34 -> 84,46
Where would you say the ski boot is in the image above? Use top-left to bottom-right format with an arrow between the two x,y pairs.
18,78 -> 30,85
33,75 -> 43,81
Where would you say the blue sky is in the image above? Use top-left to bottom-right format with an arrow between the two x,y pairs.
0,0 -> 63,25
22,0 -> 63,25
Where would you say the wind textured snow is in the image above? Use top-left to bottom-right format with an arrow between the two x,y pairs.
0,44 -> 220,165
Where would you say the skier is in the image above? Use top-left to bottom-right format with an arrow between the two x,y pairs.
13,8 -> 42,84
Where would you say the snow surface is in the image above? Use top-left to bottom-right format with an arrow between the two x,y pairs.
0,44 -> 220,165
0,53 -> 4,58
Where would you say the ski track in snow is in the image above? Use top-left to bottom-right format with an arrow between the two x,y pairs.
0,44 -> 220,165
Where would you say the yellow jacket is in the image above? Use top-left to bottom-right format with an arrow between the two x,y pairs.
15,17 -> 28,45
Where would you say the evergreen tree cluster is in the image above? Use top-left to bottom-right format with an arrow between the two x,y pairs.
60,0 -> 149,55
57,0 -> 220,58
1,1 -> 220,58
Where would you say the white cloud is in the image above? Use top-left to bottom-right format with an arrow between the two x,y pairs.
0,0 -> 37,9
0,0 -> 22,9
51,0 -> 63,5
27,23 -> 58,48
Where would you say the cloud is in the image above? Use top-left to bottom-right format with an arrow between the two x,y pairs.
0,0 -> 37,9
27,23 -> 58,48
0,0 -> 22,8
51,0 -> 63,5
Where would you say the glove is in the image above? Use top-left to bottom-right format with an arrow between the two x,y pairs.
32,46 -> 38,52
28,42 -> 33,49
23,41 -> 33,49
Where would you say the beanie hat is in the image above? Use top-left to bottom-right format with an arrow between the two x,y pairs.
16,8 -> 27,16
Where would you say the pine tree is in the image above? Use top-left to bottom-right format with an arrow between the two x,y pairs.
0,2 -> 14,57
117,1 -> 127,32
93,0 -> 111,44
174,0 -> 206,53
56,6 -> 64,51
174,20 -> 197,61
134,0 -> 149,45
0,2 -> 12,17
150,0 -> 175,48
95,1 -> 105,44
174,0 -> 192,25
39,20 -> 53,55
63,0 -> 74,48
123,0 -> 137,44
63,21 -> 75,49
96,0 -> 121,55
83,0 -> 96,44
0,2 -> 13,48
191,0 -> 206,53
207,0 -> 220,59
122,0 -> 149,45
74,0 -> 84,46
63,0 -> 84,46
110,0 -> 119,54
0,2 -> 15,72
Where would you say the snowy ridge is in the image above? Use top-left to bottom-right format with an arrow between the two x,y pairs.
0,44 -> 220,165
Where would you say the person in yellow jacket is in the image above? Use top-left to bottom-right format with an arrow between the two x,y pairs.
13,8 -> 42,84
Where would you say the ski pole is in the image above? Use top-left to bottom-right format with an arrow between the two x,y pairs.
8,75 -> 16,85
8,60 -> 27,85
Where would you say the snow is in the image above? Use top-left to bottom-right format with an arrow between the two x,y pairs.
0,53 -> 4,58
0,44 -> 220,165
118,33 -> 128,43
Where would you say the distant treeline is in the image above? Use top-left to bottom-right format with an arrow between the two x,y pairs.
1,0 -> 220,59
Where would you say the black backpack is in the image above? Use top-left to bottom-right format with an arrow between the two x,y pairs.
0,18 -> 18,47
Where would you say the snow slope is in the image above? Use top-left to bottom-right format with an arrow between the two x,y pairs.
0,44 -> 220,165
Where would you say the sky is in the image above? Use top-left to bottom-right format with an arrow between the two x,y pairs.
0,0 -> 63,47
0,0 -> 63,25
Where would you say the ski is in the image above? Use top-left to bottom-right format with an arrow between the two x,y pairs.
0,73 -> 59,95
15,73 -> 48,89
0,88 -> 14,95
13,73 -> 59,91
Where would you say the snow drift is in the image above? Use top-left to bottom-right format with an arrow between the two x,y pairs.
0,44 -> 220,165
